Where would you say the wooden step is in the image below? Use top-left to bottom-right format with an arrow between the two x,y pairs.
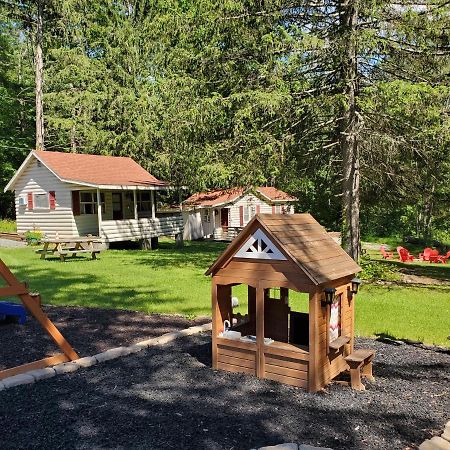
345,349 -> 375,363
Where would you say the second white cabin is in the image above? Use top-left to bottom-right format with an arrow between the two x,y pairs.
183,187 -> 297,241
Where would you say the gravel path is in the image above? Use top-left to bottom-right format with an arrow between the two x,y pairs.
1,333 -> 449,450
0,238 -> 26,248
0,305 -> 209,370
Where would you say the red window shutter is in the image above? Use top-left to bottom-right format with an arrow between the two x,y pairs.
49,191 -> 56,210
256,205 -> 260,214
239,206 -> 244,226
272,205 -> 275,214
72,191 -> 80,216
27,193 -> 33,210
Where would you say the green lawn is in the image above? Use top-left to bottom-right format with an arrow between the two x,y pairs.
0,240 -> 449,347
0,219 -> 16,233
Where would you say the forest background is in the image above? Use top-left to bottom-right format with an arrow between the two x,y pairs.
1,0 -> 449,254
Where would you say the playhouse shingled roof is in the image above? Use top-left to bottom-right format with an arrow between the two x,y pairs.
206,213 -> 361,286
5,150 -> 167,191
184,187 -> 297,208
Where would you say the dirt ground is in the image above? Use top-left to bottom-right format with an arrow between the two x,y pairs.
0,305 -> 209,371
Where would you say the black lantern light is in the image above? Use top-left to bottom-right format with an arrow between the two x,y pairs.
351,277 -> 361,294
322,287 -> 336,306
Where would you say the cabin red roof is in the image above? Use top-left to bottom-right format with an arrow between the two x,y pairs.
34,150 -> 167,187
184,187 -> 297,207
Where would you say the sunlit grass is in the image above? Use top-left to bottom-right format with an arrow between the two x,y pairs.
0,239 -> 448,346
0,219 -> 16,233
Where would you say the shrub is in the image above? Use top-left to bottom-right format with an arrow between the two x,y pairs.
24,230 -> 43,245
360,256 -> 401,282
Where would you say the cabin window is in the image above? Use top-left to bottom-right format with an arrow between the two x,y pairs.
34,193 -> 49,209
80,191 -> 105,215
137,192 -> 151,212
243,205 -> 256,223
204,209 -> 211,223
329,294 -> 342,343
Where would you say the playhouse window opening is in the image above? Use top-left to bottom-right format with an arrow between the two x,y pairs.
218,285 -> 310,349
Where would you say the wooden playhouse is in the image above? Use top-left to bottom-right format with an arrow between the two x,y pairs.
206,213 -> 375,391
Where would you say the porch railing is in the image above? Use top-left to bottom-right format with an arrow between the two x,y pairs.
213,226 -> 244,241
101,215 -> 183,243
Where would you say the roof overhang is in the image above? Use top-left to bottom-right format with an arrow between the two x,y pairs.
255,189 -> 298,203
4,150 -> 172,192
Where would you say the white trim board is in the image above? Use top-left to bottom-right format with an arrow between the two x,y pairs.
234,228 -> 287,260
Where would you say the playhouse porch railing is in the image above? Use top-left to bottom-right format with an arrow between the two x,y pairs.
101,214 -> 183,243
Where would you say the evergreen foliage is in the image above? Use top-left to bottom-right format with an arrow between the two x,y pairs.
0,0 -> 449,247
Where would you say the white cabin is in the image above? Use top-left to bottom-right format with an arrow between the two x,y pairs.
183,187 -> 297,241
4,150 -> 183,245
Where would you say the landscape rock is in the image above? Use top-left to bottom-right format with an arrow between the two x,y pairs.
27,367 -> 56,381
420,437 -> 450,450
257,444 -> 298,450
2,374 -> 35,388
74,356 -> 98,368
155,332 -> 180,345
299,445 -> 333,450
93,347 -> 129,363
442,421 -> 450,442
54,362 -> 80,374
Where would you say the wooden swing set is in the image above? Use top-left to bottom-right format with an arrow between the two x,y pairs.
0,259 -> 79,380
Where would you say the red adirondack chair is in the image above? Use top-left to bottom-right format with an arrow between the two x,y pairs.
438,251 -> 450,263
429,249 -> 440,263
419,247 -> 433,262
397,246 -> 415,262
380,245 -> 393,259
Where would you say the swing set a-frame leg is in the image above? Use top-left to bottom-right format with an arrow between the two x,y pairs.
0,259 -> 79,380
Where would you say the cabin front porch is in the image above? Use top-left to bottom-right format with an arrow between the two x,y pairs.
73,188 -> 183,245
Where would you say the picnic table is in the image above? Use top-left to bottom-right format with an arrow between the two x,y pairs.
38,236 -> 103,261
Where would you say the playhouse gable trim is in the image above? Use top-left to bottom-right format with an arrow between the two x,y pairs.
206,213 -> 361,285
235,228 -> 287,261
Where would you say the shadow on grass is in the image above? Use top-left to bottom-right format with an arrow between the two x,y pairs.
375,333 -> 450,353
375,258 -> 450,281
130,239 -> 228,270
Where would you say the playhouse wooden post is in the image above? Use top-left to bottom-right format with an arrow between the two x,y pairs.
308,290 -> 321,392
256,285 -> 265,378
211,280 -> 218,369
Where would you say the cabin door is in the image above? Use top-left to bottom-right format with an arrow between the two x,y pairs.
112,193 -> 123,220
220,209 -> 229,228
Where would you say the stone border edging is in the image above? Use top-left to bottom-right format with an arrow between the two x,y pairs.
419,421 -> 450,450
0,322 -> 212,391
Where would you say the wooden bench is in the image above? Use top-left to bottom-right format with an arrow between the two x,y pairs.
345,349 -> 375,391
58,249 -> 100,261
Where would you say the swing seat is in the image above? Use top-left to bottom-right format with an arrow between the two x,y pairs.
0,301 -> 27,325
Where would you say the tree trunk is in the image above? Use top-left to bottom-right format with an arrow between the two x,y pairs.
339,0 -> 360,261
35,0 -> 44,150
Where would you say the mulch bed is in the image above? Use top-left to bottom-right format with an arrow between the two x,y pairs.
1,328 -> 449,450
0,305 -> 209,371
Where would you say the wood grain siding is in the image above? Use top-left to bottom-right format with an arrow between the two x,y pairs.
217,341 -> 257,376
101,216 -> 183,242
217,260 -> 316,292
14,158 -> 77,237
316,284 -> 354,387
